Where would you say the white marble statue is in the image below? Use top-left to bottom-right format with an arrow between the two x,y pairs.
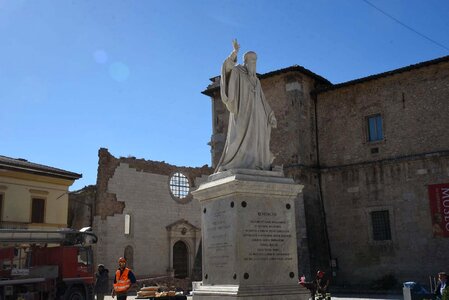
216,39 -> 277,172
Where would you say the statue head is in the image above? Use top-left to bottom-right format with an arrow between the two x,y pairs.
243,51 -> 257,76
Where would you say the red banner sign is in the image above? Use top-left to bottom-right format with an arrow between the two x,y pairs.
428,183 -> 449,237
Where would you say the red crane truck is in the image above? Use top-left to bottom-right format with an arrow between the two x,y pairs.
0,228 -> 97,300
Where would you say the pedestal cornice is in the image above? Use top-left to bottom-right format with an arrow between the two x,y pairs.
193,169 -> 304,201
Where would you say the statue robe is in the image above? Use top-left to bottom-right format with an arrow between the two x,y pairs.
216,52 -> 275,172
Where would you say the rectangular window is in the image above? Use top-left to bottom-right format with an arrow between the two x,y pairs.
31,198 -> 45,223
371,210 -> 391,241
367,114 -> 383,142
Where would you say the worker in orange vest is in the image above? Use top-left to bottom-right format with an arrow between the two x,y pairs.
112,257 -> 137,300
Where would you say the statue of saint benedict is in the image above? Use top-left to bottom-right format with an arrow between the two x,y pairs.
216,39 -> 277,172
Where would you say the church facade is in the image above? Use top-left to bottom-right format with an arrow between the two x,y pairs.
90,148 -> 211,280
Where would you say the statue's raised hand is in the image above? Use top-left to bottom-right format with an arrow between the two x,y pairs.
232,39 -> 240,53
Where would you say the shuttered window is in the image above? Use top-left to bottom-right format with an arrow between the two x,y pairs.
31,198 -> 45,223
367,114 -> 383,142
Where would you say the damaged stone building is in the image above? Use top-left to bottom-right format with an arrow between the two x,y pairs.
71,54 -> 449,288
90,149 -> 211,279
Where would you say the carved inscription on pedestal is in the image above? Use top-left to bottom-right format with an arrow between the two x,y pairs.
204,207 -> 233,269
242,211 -> 293,262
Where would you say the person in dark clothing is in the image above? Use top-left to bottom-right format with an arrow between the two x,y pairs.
112,257 -> 137,300
315,270 -> 330,297
435,272 -> 448,300
299,270 -> 330,299
94,264 -> 109,300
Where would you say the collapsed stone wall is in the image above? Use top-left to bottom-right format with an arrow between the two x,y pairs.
96,148 -> 212,220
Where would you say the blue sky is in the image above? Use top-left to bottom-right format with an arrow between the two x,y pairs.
1,0 -> 448,191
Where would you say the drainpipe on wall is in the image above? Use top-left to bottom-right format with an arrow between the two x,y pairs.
312,90 -> 333,273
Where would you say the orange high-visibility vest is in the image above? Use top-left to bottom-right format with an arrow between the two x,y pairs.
113,268 -> 131,293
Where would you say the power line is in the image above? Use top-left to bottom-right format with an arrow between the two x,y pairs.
362,0 -> 449,52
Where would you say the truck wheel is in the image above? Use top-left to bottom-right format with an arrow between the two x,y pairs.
66,287 -> 85,300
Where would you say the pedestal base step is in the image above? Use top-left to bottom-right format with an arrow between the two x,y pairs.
193,284 -> 310,300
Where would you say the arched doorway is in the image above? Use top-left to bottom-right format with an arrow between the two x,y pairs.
124,245 -> 133,269
173,241 -> 188,278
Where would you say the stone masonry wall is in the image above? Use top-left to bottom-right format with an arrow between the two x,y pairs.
68,185 -> 95,229
321,155 -> 449,285
317,60 -> 449,167
262,71 -> 332,276
316,60 -> 449,286
263,72 -> 317,167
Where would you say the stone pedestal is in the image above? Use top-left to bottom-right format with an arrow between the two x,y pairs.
192,169 -> 309,300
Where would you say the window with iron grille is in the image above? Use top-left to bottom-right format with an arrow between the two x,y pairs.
367,114 -> 383,142
371,210 -> 391,241
169,172 -> 190,199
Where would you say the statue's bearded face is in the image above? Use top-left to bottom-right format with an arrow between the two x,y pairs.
243,51 -> 257,77
246,60 -> 257,77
